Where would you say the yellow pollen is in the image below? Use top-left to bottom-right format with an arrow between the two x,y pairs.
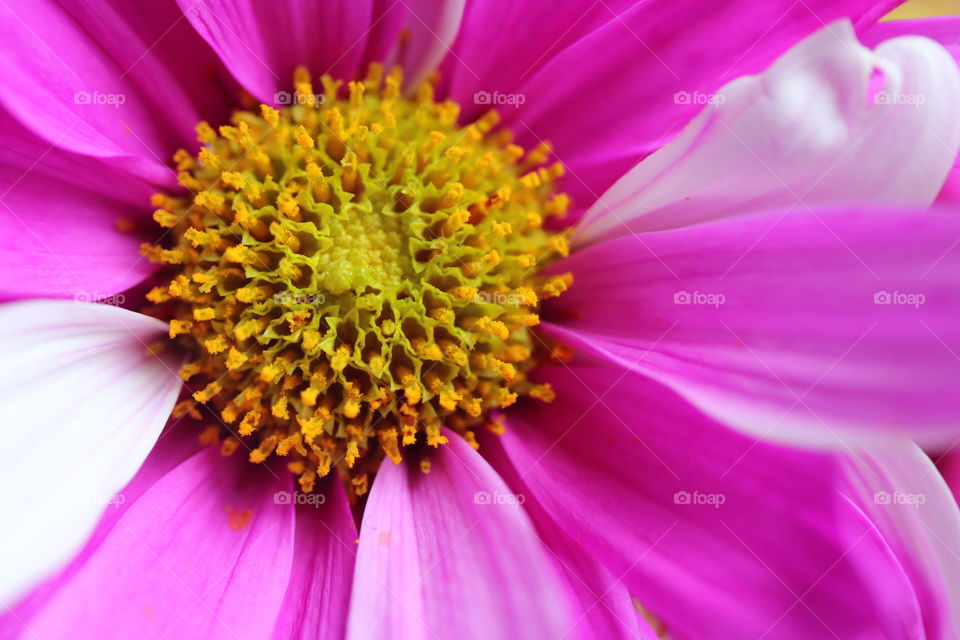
145,64 -> 571,495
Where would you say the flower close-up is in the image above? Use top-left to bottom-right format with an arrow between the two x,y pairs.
3,1 -> 960,638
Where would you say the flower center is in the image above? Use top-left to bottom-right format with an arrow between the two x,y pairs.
144,65 -> 572,496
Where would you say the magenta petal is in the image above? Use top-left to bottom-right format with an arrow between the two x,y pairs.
20,448 -> 295,639
347,429 -> 575,639
0,113 -> 157,300
270,478 -> 357,640
499,362 -> 959,638
439,0 -> 635,114
547,206 -> 960,446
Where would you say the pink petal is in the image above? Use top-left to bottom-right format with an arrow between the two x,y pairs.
498,362 -> 960,638
478,430 -> 657,639
20,447 -> 296,639
574,20 -> 960,245
270,478 -> 357,640
0,0 -> 227,187
547,206 -> 960,446
178,0 -> 397,102
0,301 -> 184,605
347,428 -> 575,639
0,110 -> 157,301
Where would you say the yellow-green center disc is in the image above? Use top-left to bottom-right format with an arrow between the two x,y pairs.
145,64 -> 572,496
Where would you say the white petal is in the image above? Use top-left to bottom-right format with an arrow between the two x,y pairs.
0,300 -> 183,604
574,19 -> 960,246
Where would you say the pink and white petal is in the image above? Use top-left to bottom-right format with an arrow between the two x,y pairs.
0,301 -> 183,606
393,0 -> 465,90
0,110 -> 158,301
499,362 -> 958,638
445,3 -> 904,218
860,16 -> 960,207
546,206 -> 960,446
18,447 -> 295,639
574,20 -> 960,245
347,429 -> 575,640
0,0 -> 217,187
270,478 -> 357,640
0,423 -> 203,637
479,430 -> 657,640
178,0 -> 384,103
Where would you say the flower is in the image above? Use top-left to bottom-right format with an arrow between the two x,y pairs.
1,2 -> 960,639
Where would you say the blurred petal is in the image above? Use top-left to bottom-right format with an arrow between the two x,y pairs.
844,442 -> 960,637
860,16 -> 960,207
0,301 -> 183,605
347,429 -> 574,640
938,449 -> 960,505
574,20 -> 960,245
499,362 -> 959,638
547,206 -> 960,446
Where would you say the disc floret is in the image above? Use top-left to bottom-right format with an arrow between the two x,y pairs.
146,65 -> 572,495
